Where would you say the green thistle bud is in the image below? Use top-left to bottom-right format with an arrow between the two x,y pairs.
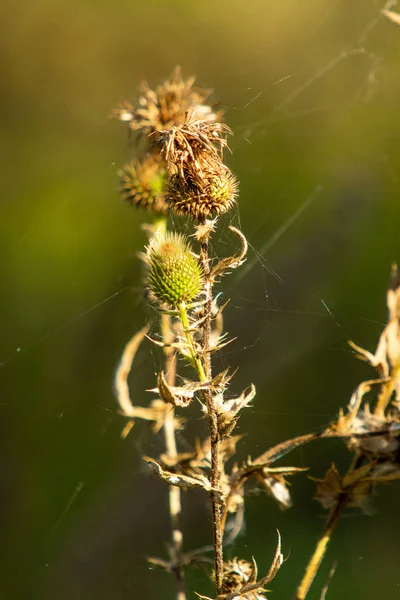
118,154 -> 168,214
145,233 -> 204,307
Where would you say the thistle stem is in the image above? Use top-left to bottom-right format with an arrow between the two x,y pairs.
295,495 -> 347,600
178,303 -> 207,382
162,307 -> 186,599
178,296 -> 224,594
200,236 -> 224,597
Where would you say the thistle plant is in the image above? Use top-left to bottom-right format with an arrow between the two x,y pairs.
111,69 -> 400,600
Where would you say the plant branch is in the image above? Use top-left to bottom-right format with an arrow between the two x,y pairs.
162,304 -> 186,599
295,495 -> 347,600
200,235 -> 224,597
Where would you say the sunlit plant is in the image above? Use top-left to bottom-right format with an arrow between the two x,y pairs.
112,68 -> 400,600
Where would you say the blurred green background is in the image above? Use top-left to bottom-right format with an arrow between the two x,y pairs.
1,1 -> 400,598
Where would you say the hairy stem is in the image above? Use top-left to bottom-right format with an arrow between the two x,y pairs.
178,304 -> 207,382
295,496 -> 347,600
161,313 -> 186,600
200,236 -> 224,597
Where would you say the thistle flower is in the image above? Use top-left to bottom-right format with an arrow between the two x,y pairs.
111,67 -> 222,138
157,117 -> 232,173
156,115 -> 238,220
118,154 -> 168,214
144,232 -> 204,307
221,559 -> 257,596
217,541 -> 283,600
165,153 -> 238,220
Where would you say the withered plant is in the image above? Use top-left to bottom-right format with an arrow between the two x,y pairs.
111,68 -> 400,600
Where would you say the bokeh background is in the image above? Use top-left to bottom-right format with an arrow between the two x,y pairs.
2,1 -> 400,598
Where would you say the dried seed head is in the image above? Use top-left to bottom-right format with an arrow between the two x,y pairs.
219,559 -> 267,599
145,233 -> 204,307
166,154 -> 238,220
112,67 -> 222,138
222,559 -> 254,594
157,117 -> 231,170
118,154 -> 168,214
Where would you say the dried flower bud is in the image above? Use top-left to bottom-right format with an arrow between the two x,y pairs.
166,154 -> 238,220
111,67 -> 222,138
157,118 -> 231,170
221,559 -> 254,595
145,233 -> 204,307
118,154 -> 168,214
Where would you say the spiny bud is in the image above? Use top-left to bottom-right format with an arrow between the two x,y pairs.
166,154 -> 238,220
219,559 -> 256,596
145,233 -> 204,307
118,154 -> 168,214
111,67 -> 222,138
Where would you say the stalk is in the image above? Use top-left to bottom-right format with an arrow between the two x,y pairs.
295,496 -> 347,600
200,236 -> 224,597
161,312 -> 186,600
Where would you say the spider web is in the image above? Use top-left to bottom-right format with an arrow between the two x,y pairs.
1,2 -> 400,599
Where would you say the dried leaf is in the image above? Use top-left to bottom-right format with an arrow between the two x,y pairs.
382,9 -> 400,25
252,431 -> 321,466
153,370 -> 195,407
348,265 -> 400,403
113,325 -> 149,418
313,463 -> 374,511
210,227 -> 248,281
255,467 -> 307,510
144,457 -> 222,498
216,384 -> 256,438
255,530 -> 283,588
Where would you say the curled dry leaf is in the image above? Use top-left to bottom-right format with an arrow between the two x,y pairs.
151,369 -> 234,409
113,325 -> 149,417
160,437 -> 211,473
348,264 -> 400,404
148,545 -> 214,574
120,400 -> 184,436
255,466 -> 308,511
217,384 -> 256,438
210,227 -> 248,282
145,456 -> 222,496
153,370 -> 195,407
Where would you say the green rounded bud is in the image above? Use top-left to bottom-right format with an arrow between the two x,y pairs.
145,233 -> 204,307
119,154 -> 168,214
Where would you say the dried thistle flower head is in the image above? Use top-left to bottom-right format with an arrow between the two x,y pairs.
118,154 -> 168,214
111,67 -> 221,138
218,541 -> 283,600
144,232 -> 204,307
166,153 -> 238,220
157,116 -> 232,171
221,559 -> 255,595
156,115 -> 238,220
